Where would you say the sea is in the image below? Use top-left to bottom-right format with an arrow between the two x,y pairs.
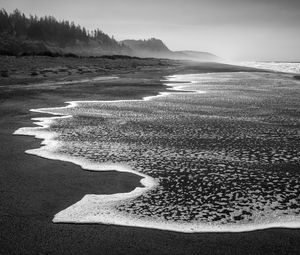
14,62 -> 300,232
236,61 -> 300,74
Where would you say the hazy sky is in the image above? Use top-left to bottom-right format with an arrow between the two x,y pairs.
1,0 -> 300,61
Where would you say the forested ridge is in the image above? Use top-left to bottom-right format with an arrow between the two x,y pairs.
0,9 -> 218,61
0,9 -> 129,56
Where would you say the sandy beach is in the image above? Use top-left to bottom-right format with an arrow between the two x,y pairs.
1,56 -> 299,254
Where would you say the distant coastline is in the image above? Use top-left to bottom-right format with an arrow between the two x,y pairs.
0,9 -> 219,61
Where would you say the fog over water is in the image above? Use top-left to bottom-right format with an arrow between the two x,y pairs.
235,62 -> 300,74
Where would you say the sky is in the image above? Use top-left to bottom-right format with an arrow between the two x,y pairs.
1,0 -> 300,61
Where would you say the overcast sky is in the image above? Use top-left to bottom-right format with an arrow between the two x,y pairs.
1,0 -> 300,61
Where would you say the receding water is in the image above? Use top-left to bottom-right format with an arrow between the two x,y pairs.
15,72 -> 300,232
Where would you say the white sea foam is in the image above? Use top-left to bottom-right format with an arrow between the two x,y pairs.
14,73 -> 300,232
53,195 -> 300,232
13,74 -> 206,226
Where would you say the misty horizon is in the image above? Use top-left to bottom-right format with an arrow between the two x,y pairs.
1,0 -> 300,61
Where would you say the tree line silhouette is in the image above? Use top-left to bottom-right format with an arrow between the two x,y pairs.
0,9 -> 124,49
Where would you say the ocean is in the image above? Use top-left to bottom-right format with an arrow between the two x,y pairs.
14,64 -> 300,232
237,61 -> 300,74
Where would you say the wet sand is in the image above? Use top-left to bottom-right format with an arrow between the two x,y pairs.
0,57 -> 299,254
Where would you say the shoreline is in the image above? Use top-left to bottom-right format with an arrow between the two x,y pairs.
14,73 -> 300,233
1,59 -> 300,254
12,74 -> 203,228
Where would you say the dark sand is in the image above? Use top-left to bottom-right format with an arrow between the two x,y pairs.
0,56 -> 299,254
